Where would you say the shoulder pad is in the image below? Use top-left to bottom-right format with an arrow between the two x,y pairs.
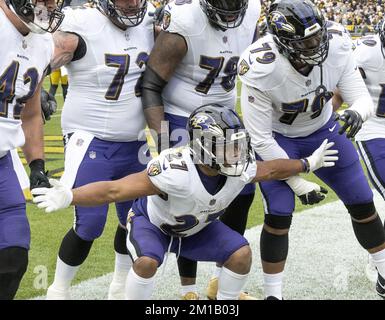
147,147 -> 191,196
353,35 -> 383,71
162,1 -> 206,37
238,35 -> 286,91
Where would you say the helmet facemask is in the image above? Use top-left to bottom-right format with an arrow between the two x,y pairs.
199,0 -> 248,30
7,0 -> 65,34
190,125 -> 251,177
97,0 -> 147,30
276,24 -> 329,66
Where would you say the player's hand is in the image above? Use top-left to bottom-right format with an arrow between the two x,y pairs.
29,159 -> 50,190
41,88 -> 57,122
335,110 -> 363,139
286,176 -> 328,205
31,179 -> 73,213
304,139 -> 339,172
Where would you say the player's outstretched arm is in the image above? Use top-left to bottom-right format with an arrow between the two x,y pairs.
31,170 -> 160,213
253,139 -> 338,182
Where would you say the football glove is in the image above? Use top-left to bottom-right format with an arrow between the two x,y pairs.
304,139 -> 339,172
29,159 -> 50,190
41,88 -> 57,122
286,176 -> 328,205
336,110 -> 363,139
32,179 -> 73,213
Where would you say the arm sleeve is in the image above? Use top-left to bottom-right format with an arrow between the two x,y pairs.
241,83 -> 290,160
337,51 -> 375,122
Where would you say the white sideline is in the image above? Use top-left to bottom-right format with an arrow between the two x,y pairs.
34,192 -> 385,300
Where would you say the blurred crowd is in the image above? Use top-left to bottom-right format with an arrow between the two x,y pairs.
261,0 -> 384,34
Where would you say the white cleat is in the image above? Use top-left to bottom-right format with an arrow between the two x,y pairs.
365,255 -> 378,284
46,285 -> 71,300
108,281 -> 126,300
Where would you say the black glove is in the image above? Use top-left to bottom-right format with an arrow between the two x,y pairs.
336,110 -> 363,139
298,187 -> 328,205
41,89 -> 57,122
29,159 -> 50,190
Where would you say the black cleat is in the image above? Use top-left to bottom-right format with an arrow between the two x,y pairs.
376,274 -> 385,299
265,296 -> 281,300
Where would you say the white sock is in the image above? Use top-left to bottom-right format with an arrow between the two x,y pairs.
263,272 -> 283,300
370,248 -> 385,278
125,268 -> 155,300
50,256 -> 80,290
180,284 -> 197,296
111,252 -> 132,284
217,267 -> 249,300
211,266 -> 222,279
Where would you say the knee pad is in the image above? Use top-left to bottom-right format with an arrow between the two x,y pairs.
114,225 -> 128,255
58,229 -> 94,267
177,256 -> 197,278
0,247 -> 28,300
345,202 -> 376,220
260,228 -> 289,263
264,214 -> 292,230
351,215 -> 385,250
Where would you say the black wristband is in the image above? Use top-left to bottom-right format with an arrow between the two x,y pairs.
29,159 -> 45,172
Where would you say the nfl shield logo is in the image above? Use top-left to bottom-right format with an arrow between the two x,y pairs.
306,80 -> 312,87
223,36 -> 228,44
89,151 -> 97,159
209,199 -> 216,206
76,139 -> 84,147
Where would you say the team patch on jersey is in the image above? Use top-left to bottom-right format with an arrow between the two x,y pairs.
239,59 -> 250,76
148,160 -> 162,176
162,11 -> 171,30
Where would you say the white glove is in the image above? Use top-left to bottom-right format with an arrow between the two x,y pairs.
31,179 -> 73,213
286,176 -> 328,205
305,139 -> 339,172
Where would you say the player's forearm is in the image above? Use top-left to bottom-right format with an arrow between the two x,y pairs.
254,159 -> 304,182
21,89 -> 45,163
71,181 -> 122,207
144,106 -> 165,134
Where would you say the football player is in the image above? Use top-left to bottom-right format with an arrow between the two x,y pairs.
0,0 -> 64,299
32,104 -> 338,300
45,0 -> 155,300
334,20 -> 385,298
49,67 -> 68,101
141,0 -> 268,300
239,0 -> 385,299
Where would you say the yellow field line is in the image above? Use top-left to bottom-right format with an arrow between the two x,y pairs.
44,136 -> 63,141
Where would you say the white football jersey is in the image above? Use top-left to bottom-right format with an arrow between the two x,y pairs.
354,34 -> 385,141
161,0 -> 261,117
239,22 -> 373,160
145,146 -> 256,237
60,5 -> 155,141
0,10 -> 53,156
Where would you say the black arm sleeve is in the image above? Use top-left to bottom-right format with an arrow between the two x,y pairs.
141,65 -> 168,109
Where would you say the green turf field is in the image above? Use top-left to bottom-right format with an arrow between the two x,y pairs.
17,78 -> 344,299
